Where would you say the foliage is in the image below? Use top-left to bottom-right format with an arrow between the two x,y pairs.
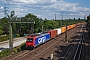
0,26 -> 3,35
16,34 -> 20,37
0,49 -> 10,59
43,20 -> 59,30
0,35 -> 8,42
7,10 -> 15,20
0,42 -> 26,59
13,42 -> 26,53
86,15 -> 90,27
0,13 -> 85,36
0,18 -> 8,35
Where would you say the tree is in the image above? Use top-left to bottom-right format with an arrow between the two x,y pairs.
18,13 -> 43,34
43,20 -> 59,30
44,18 -> 47,20
7,10 -> 15,19
0,18 -> 9,34
78,18 -> 80,21
0,26 -> 3,35
87,15 -> 90,22
87,15 -> 90,27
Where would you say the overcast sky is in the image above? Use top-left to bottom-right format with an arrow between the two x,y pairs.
0,0 -> 90,20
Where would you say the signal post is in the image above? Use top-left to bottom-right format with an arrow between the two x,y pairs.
9,17 -> 35,53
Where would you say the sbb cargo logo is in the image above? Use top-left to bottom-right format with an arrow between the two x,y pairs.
38,36 -> 46,43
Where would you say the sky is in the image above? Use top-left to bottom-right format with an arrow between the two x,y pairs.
0,0 -> 90,20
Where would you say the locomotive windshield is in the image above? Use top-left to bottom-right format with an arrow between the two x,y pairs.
26,38 -> 33,42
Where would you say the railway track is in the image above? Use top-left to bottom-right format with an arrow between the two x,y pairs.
72,25 -> 83,60
2,25 -> 79,60
60,24 -> 84,60
80,25 -> 90,60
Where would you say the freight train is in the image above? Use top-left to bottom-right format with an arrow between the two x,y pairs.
26,23 -> 83,49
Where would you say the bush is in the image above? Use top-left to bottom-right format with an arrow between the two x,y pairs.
0,35 -> 8,42
0,42 -> 26,59
13,42 -> 26,53
0,49 -> 10,59
20,42 -> 26,50
16,34 -> 20,37
13,46 -> 21,53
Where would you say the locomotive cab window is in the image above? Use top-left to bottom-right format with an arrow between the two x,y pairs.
26,38 -> 33,42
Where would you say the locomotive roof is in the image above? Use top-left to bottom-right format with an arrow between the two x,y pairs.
29,33 -> 49,37
30,33 -> 41,36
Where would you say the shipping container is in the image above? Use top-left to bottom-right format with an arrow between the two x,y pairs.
73,24 -> 76,27
81,22 -> 85,25
69,25 -> 73,29
61,26 -> 66,33
69,25 -> 71,29
70,25 -> 72,30
48,30 -> 57,38
54,28 -> 61,35
78,23 -> 81,25
72,24 -> 74,28
35,33 -> 50,47
67,26 -> 70,30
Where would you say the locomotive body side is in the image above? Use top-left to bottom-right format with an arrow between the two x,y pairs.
26,33 -> 50,48
34,33 -> 50,47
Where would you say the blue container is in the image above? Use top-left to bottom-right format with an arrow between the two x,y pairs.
34,33 -> 50,46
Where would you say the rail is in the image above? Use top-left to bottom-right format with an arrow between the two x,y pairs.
61,27 -> 80,60
61,25 -> 83,60
73,25 -> 83,60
